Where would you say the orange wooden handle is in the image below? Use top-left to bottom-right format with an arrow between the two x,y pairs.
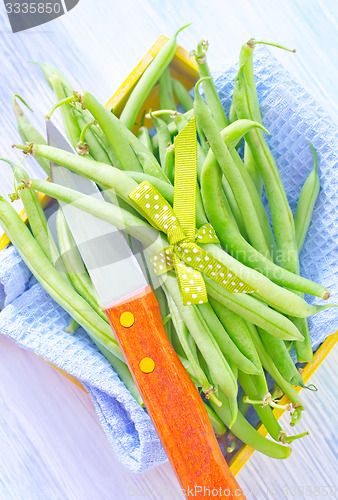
105,286 -> 245,499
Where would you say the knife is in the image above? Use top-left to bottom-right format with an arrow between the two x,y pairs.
47,120 -> 245,500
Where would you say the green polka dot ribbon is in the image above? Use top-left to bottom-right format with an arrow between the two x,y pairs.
129,118 -> 256,305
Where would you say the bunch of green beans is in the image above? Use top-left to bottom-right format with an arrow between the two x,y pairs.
5,28 -> 335,460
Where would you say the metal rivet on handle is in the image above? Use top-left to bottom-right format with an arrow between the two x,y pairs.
120,311 -> 135,328
140,358 -> 155,374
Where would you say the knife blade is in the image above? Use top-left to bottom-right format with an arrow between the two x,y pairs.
47,120 -> 245,499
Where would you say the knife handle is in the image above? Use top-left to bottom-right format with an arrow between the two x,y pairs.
105,286 -> 245,500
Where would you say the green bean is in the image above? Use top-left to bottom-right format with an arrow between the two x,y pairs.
65,318 -> 80,334
0,196 -> 123,361
163,274 -> 238,423
16,143 -> 329,302
120,26 -> 189,130
150,109 -> 194,151
124,171 -> 208,227
193,41 -> 228,130
195,80 -> 272,258
170,78 -> 209,153
11,96 -> 50,176
244,321 -> 304,413
171,78 -> 194,111
197,302 -> 262,374
257,327 -> 305,386
56,208 -> 107,321
3,159 -> 56,263
238,371 -> 284,441
230,148 -> 276,257
149,112 -> 171,169
293,317 -> 314,363
137,126 -> 154,153
234,57 -> 317,363
222,176 -> 248,238
21,178 -> 163,252
228,98 -> 237,125
49,76 -> 81,150
220,190 -> 241,233
244,145 -> 263,197
208,298 -> 262,373
163,145 -> 174,184
233,66 -> 298,272
164,290 -> 221,406
202,243 -> 333,318
118,119 -> 169,181
200,146 -> 330,298
239,42 -> 262,124
36,61 -> 115,166
78,92 -> 142,173
159,67 -> 177,123
30,60 -> 73,93
294,144 -> 320,252
210,389 -> 291,458
204,405 -> 227,436
204,277 -> 304,341
73,112 -> 113,165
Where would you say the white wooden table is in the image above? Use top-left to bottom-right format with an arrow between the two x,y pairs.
0,1 -> 337,498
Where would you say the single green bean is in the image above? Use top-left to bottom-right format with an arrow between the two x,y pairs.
159,67 -> 177,124
197,302 -> 262,374
244,144 -> 263,197
66,318 -> 80,334
49,76 -> 81,150
30,60 -> 73,93
163,145 -> 174,184
294,144 -> 320,252
208,298 -> 262,373
222,176 -> 248,238
11,96 -> 50,176
205,405 -> 227,436
230,148 -> 276,257
120,26 -> 189,129
171,78 -> 194,111
257,327 -> 304,386
149,112 -> 171,169
193,41 -> 228,130
137,126 -> 154,153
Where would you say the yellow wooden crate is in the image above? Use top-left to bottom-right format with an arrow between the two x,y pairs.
1,35 -> 337,475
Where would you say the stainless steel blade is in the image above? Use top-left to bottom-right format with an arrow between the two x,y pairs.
47,120 -> 147,307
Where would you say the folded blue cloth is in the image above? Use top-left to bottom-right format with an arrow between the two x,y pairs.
0,48 -> 337,473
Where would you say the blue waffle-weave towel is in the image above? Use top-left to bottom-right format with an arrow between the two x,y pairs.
0,48 -> 337,472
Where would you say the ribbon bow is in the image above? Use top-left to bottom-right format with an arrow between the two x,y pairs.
129,118 -> 256,305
